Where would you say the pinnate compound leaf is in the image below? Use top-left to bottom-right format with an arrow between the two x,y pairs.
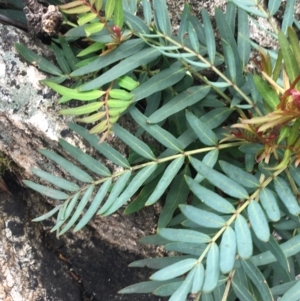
279,280 -> 300,301
133,65 -> 187,103
219,161 -> 259,189
232,279 -> 256,301
68,123 -> 130,168
146,157 -> 185,206
186,111 -> 218,146
59,185 -> 95,235
248,201 -> 270,242
185,176 -> 235,214
148,86 -> 211,123
32,204 -> 62,222
241,259 -> 274,301
220,226 -> 236,274
235,214 -> 253,259
202,243 -> 219,293
15,43 -> 62,76
180,204 -> 226,229
274,177 -> 300,216
119,279 -> 182,294
39,149 -> 93,183
150,258 -> 197,281
112,124 -> 156,160
130,106 -> 184,151
192,263 -> 205,293
59,139 -> 111,176
81,47 -> 161,91
73,179 -> 112,232
98,171 -> 132,215
189,156 -> 249,199
44,81 -> 104,101
158,228 -> 211,244
259,188 -> 281,222
102,164 -> 158,215
32,168 -> 79,191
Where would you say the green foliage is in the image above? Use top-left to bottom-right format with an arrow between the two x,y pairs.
13,0 -> 300,300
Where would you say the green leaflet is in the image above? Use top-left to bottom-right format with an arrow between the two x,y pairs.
129,255 -> 195,269
148,86 -> 211,123
202,9 -> 216,64
105,0 -> 115,20
112,124 -> 156,160
71,39 -> 145,76
23,180 -> 69,200
130,106 -> 184,152
73,179 -> 112,232
253,74 -> 280,110
202,243 -> 219,293
192,263 -> 205,293
235,214 -> 253,259
59,185 -> 95,235
133,65 -> 187,103
237,8 -> 251,68
58,34 -> 80,71
15,43 -> 62,76
169,268 -> 195,301
185,176 -> 235,214
158,169 -> 190,228
241,259 -> 274,301
232,279 -> 256,301
266,235 -> 290,273
119,279 -> 182,294
164,242 -> 206,256
59,102 -> 104,115
141,0 -> 152,25
153,0 -> 172,36
32,168 -> 79,191
59,139 -> 111,177
259,188 -> 281,222
220,227 -> 236,274
219,160 -> 260,189
68,123 -> 130,168
51,42 -> 71,74
146,157 -> 185,206
97,171 -> 132,215
81,47 -> 161,90
186,111 -> 218,146
32,204 -> 62,222
158,228 -> 211,244
190,156 -> 249,199
279,30 -> 299,85
44,81 -> 105,101
248,201 -> 270,242
102,164 -> 158,215
273,280 -> 300,301
274,177 -> 300,216
150,258 -> 197,281
39,149 -> 93,183
180,204 -> 226,229
194,150 -> 219,183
